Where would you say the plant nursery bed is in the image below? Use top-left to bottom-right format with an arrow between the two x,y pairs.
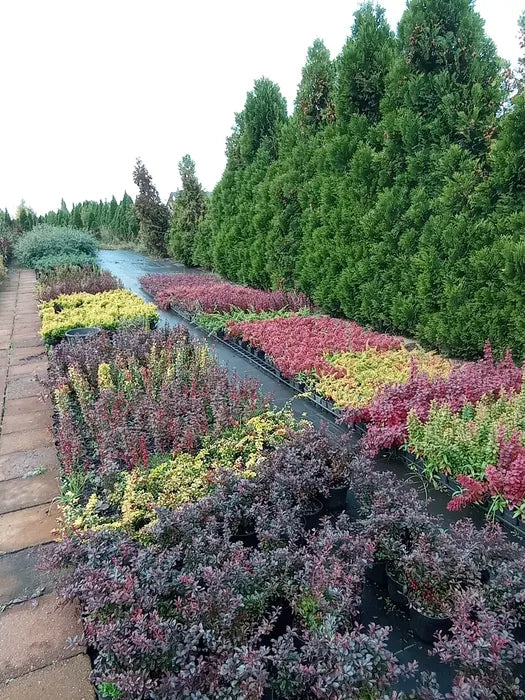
39,260 -> 518,698
158,297 -> 525,540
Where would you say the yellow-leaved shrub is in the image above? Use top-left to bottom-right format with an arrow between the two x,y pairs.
39,289 -> 158,343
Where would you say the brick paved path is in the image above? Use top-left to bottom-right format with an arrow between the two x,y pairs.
0,269 -> 94,699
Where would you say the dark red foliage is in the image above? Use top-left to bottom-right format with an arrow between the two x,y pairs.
38,266 -> 122,301
140,273 -> 312,313
49,325 -> 263,477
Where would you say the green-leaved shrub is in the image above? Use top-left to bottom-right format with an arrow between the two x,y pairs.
15,225 -> 98,270
33,252 -> 98,272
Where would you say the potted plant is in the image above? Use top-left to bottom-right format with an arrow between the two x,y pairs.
484,553 -> 525,641
401,524 -> 483,643
431,589 -> 525,699
359,478 -> 441,594
269,620 -> 415,699
290,517 -> 374,625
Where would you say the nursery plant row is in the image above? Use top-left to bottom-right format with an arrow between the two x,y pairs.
25,262 -> 524,698
36,266 -> 158,343
36,264 -> 525,700
140,273 -> 525,534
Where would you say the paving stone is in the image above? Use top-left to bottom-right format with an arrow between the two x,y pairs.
11,336 -> 44,349
0,469 -> 59,514
0,446 -> 59,482
15,314 -> 40,326
2,410 -> 52,435
0,544 -> 54,606
5,374 -> 45,401
12,329 -> 41,338
0,502 -> 59,553
10,346 -> 46,364
0,428 -> 53,456
5,374 -> 44,401
1,653 -> 95,700
3,396 -> 52,417
0,593 -> 84,682
11,325 -> 41,336
9,360 -> 48,377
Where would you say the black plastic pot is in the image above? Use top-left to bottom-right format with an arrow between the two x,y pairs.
65,326 -> 101,344
386,566 -> 408,607
324,485 -> 349,513
513,622 -> 525,643
409,607 -> 452,644
480,568 -> 490,584
272,599 -> 295,638
256,349 -> 265,360
354,422 -> 367,436
230,529 -> 258,548
215,328 -> 225,339
301,498 -> 324,530
365,559 -> 387,588
346,488 -> 361,520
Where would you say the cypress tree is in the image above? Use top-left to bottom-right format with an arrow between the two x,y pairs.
132,158 -> 170,256
335,2 -> 395,123
71,204 -> 83,229
168,155 -> 207,266
208,78 -> 287,284
295,39 -> 335,129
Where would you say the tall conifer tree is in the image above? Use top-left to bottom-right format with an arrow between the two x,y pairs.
133,158 -> 170,256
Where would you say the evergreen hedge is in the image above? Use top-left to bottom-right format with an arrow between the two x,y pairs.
192,0 -> 525,360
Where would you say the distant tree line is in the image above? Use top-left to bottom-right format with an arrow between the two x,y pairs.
40,193 -> 139,243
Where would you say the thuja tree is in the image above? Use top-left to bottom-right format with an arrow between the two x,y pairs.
254,40 -> 335,289
298,2 -> 396,314
133,158 -> 170,256
168,155 -> 207,266
165,1 -> 525,359
419,24 -> 525,358
334,2 -> 395,123
202,78 -> 287,285
323,0 -> 504,351
16,201 -> 37,232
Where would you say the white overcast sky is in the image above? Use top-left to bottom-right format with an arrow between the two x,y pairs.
0,0 -> 523,216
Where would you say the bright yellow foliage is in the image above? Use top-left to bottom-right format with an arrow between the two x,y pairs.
68,408 -> 306,538
314,347 -> 452,409
39,289 -> 158,343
